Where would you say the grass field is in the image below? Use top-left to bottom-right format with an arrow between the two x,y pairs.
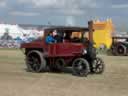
0,49 -> 128,96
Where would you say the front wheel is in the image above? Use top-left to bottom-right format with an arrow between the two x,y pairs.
72,58 -> 90,77
116,44 -> 127,56
91,57 -> 105,74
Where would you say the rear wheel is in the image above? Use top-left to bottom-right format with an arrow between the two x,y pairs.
72,58 -> 90,77
92,57 -> 104,74
26,50 -> 46,72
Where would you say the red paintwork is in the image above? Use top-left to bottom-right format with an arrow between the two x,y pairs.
47,43 -> 85,57
21,21 -> 94,58
21,40 -> 46,48
21,40 -> 86,57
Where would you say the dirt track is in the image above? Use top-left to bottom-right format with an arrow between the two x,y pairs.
0,49 -> 128,96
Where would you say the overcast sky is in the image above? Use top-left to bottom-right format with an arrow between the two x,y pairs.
0,0 -> 128,31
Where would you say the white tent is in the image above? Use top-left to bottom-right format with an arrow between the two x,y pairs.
0,24 -> 44,39
0,24 -> 30,38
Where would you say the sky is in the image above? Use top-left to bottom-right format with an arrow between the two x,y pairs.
0,0 -> 128,31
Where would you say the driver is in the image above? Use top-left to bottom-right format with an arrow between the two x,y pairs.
45,31 -> 56,44
45,30 -> 63,44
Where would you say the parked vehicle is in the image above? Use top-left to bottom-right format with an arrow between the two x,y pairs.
111,36 -> 128,56
21,21 -> 105,77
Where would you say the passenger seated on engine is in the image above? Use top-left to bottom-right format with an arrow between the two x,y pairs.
53,30 -> 63,43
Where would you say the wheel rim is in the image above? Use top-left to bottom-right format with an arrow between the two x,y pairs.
56,59 -> 65,70
27,54 -> 41,72
92,58 -> 104,74
49,59 -> 65,72
117,46 -> 124,55
73,59 -> 89,76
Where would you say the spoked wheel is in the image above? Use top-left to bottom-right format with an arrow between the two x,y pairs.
116,45 -> 126,56
49,58 -> 65,72
72,58 -> 90,77
92,57 -> 104,74
26,51 -> 46,72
